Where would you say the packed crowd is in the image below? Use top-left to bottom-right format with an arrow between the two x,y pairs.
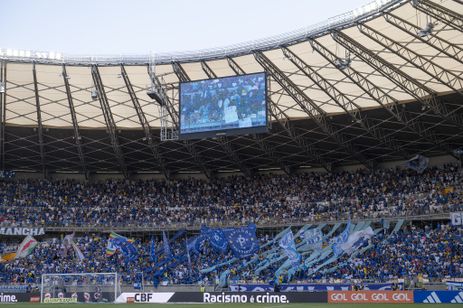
309,223 -> 463,282
1,165 -> 462,228
0,232 -> 242,286
0,223 -> 461,287
339,224 -> 462,281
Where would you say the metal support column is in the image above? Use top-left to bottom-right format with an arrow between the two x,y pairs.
91,65 -> 128,177
62,65 -> 88,177
121,64 -> 170,180
0,61 -> 6,170
32,62 -> 47,176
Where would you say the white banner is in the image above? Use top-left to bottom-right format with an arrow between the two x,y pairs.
0,227 -> 44,236
115,293 -> 174,303
339,227 -> 374,254
450,212 -> 462,226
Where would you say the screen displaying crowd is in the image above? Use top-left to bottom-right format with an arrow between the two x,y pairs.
0,165 -> 461,228
180,73 -> 266,135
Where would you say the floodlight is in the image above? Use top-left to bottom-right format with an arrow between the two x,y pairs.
147,88 -> 165,106
454,148 -> 463,156
334,58 -> 351,70
417,22 -> 434,37
91,89 -> 98,100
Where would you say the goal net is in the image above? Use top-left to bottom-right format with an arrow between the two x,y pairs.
40,272 -> 119,303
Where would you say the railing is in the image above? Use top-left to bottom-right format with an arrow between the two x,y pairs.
0,211 -> 453,233
0,0 -> 405,65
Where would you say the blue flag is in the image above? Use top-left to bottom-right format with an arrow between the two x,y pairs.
170,229 -> 186,242
162,231 -> 172,258
406,154 -> 429,174
194,235 -> 208,254
186,236 -> 199,255
107,232 -> 137,261
331,220 -> 351,256
149,238 -> 156,262
226,224 -> 259,258
202,226 -> 228,253
120,241 -> 138,261
279,230 -> 301,268
304,228 -> 323,250
185,238 -> 192,271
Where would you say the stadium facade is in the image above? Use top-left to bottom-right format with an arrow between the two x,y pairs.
0,0 -> 462,299
0,0 -> 462,180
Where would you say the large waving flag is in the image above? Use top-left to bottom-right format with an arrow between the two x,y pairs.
227,224 -> 259,258
185,238 -> 192,271
61,233 -> 73,257
63,232 -> 74,247
106,232 -> 126,256
16,235 -> 38,259
279,230 -> 301,268
186,236 -> 197,254
170,229 -> 186,242
120,242 -> 138,261
63,233 -> 85,261
149,237 -> 157,262
201,226 -> 228,253
106,232 -> 137,261
71,242 -> 85,261
304,228 -> 323,250
331,220 -> 351,256
340,226 -> 374,254
406,154 -> 429,174
162,231 -> 172,258
195,235 -> 208,254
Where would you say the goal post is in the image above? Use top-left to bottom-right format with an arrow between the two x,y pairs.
40,272 -> 119,303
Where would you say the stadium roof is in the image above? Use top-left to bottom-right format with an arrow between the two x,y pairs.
0,0 -> 462,178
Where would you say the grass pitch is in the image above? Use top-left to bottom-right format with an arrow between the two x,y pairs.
8,304 -> 459,308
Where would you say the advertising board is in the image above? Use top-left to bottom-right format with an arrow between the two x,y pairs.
0,292 -> 40,303
327,290 -> 413,304
116,292 -> 327,304
414,291 -> 463,303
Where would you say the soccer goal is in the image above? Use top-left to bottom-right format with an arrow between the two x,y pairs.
40,272 -> 119,303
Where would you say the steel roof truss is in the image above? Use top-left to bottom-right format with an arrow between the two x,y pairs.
32,63 -> 47,175
413,0 -> 463,32
282,46 -> 409,159
90,65 -> 128,177
120,64 -> 170,179
384,12 -> 463,64
332,31 -> 463,130
254,51 -> 375,169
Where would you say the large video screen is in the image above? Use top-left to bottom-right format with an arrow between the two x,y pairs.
179,72 -> 267,139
